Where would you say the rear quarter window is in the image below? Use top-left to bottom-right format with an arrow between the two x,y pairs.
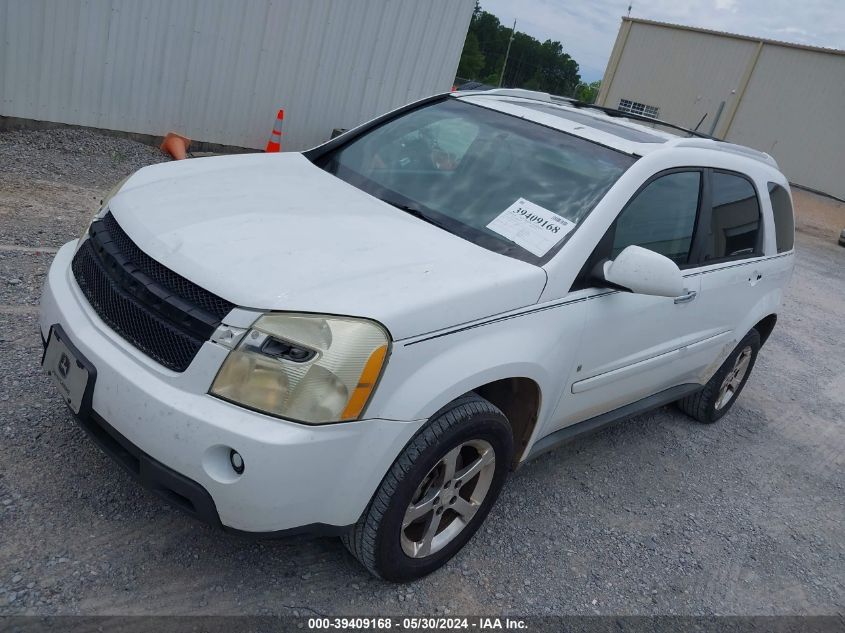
767,183 -> 795,253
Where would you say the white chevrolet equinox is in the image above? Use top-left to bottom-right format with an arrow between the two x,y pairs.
40,89 -> 795,581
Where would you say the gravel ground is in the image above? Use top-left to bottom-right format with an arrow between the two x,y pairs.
0,128 -> 167,189
0,128 -> 843,616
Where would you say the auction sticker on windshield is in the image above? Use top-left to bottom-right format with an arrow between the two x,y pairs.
487,198 -> 575,257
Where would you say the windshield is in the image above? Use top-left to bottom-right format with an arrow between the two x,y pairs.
318,98 -> 636,264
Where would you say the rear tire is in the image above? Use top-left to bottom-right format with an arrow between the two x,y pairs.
342,394 -> 513,582
677,329 -> 761,424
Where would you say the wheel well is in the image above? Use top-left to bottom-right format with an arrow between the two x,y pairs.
753,314 -> 777,346
473,378 -> 541,468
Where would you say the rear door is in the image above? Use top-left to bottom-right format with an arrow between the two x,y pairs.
686,170 -> 775,369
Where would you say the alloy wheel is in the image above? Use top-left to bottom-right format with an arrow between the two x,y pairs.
715,345 -> 753,410
400,439 -> 496,558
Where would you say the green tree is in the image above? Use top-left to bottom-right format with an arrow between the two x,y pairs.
457,31 -> 485,80
576,80 -> 601,103
471,9 -> 509,81
455,5 -> 582,94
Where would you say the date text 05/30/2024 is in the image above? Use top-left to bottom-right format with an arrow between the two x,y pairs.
307,616 -> 528,630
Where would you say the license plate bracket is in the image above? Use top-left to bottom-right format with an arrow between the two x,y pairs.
42,325 -> 97,416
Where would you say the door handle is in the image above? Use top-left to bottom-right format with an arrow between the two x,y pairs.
674,289 -> 698,304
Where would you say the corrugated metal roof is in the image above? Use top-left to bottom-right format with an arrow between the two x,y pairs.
0,0 -> 475,149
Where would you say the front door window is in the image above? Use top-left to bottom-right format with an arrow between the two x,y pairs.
611,171 -> 702,266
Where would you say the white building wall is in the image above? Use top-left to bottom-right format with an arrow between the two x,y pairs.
598,19 -> 845,200
0,0 -> 474,150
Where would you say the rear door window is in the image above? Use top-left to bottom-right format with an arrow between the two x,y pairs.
707,172 -> 762,261
767,183 -> 795,252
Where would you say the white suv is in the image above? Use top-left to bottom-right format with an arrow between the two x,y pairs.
40,89 -> 795,581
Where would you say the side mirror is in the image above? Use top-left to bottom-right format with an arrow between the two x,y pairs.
599,245 -> 685,298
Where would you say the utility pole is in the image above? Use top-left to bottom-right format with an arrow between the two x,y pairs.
498,19 -> 517,88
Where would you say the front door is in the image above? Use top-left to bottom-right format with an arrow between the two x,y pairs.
554,169 -> 727,428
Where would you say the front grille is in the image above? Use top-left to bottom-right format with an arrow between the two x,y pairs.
99,213 -> 233,319
71,213 -> 235,372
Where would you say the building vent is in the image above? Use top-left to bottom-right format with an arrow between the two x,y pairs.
618,99 -> 659,119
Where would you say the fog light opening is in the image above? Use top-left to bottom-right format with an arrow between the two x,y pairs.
229,449 -> 245,475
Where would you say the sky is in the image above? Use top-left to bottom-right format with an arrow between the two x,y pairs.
479,0 -> 845,82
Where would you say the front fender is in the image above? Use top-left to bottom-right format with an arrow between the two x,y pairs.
365,299 -> 589,430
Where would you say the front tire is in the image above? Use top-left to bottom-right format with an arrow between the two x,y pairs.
677,329 -> 761,423
343,394 -> 513,582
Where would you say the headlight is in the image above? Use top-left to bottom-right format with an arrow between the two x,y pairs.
78,175 -> 131,244
210,313 -> 390,424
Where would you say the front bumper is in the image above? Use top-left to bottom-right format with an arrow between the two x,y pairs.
73,407 -> 346,537
40,241 -> 424,534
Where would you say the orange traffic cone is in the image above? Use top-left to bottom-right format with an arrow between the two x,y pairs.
265,109 -> 284,152
160,132 -> 190,160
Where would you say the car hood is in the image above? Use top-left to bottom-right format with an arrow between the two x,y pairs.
109,152 -> 546,340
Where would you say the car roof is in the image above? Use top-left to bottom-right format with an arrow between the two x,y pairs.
451,89 -> 779,170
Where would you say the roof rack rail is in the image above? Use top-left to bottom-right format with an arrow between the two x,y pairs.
459,87 -> 552,102
461,89 -> 715,140
672,138 -> 779,167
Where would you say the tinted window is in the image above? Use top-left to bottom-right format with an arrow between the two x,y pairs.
320,99 -> 636,264
612,171 -> 701,265
708,172 -> 761,260
768,183 -> 795,252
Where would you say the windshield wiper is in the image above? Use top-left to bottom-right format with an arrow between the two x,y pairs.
380,199 -> 449,231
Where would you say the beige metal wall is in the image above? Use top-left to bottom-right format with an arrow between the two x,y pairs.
599,21 -> 757,132
598,19 -> 845,200
0,0 -> 475,150
725,45 -> 845,199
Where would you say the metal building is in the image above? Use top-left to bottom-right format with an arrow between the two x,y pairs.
0,0 -> 474,150
597,18 -> 845,200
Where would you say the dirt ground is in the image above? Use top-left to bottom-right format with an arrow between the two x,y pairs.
792,188 -> 845,242
0,129 -> 843,616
